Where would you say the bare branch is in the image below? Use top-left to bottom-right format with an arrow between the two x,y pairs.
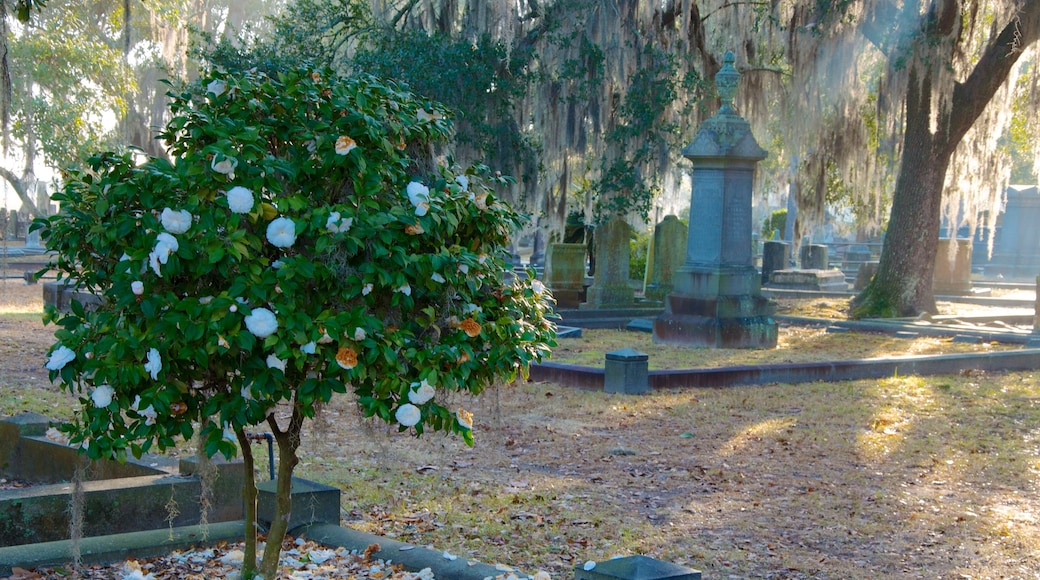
948,1 -> 1040,151
741,65 -> 789,79
390,0 -> 420,29
0,165 -> 40,217
700,1 -> 770,23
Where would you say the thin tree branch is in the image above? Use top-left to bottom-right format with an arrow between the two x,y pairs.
0,165 -> 40,217
391,0 -> 420,29
700,1 -> 770,23
948,1 -> 1040,151
741,65 -> 790,79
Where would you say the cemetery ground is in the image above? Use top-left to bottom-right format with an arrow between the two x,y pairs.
1,279 -> 1039,578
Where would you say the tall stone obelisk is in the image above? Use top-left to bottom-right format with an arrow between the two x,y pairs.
653,52 -> 777,349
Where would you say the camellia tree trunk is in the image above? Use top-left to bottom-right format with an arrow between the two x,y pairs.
852,0 -> 1040,318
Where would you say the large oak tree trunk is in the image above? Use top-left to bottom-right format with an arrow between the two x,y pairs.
852,66 -> 950,317
852,1 -> 1040,318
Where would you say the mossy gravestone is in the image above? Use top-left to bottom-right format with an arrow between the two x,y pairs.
545,242 -> 588,308
582,215 -> 635,309
647,215 -> 688,301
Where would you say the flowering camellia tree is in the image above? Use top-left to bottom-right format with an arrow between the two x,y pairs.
35,67 -> 556,579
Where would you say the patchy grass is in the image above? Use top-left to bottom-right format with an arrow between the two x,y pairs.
3,279 -> 1040,578
548,327 -> 1012,370
296,373 -> 1040,578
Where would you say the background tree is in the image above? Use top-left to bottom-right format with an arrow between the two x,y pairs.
36,65 -> 555,579
827,1 -> 1040,316
0,0 -> 133,216
202,0 -> 787,234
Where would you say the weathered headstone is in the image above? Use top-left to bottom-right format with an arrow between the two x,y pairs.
544,242 -> 587,308
987,185 -> 1040,279
842,245 -> 872,273
653,52 -> 777,348
761,240 -> 789,285
646,215 -> 688,301
799,243 -> 828,270
933,238 -> 972,295
529,228 -> 546,268
582,215 -> 635,309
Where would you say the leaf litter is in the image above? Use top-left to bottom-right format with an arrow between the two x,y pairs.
2,281 -> 1040,578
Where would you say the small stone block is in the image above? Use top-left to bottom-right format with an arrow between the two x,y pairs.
825,326 -> 850,333
625,319 -> 654,333
604,349 -> 649,395
257,477 -> 341,532
574,555 -> 701,580
605,348 -> 649,363
893,331 -> 919,339
557,326 -> 583,339
952,334 -> 982,344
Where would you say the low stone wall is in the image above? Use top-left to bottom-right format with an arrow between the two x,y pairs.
0,413 -> 243,547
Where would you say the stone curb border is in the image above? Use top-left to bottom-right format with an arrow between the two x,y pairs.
0,521 -> 524,579
530,348 -> 1040,390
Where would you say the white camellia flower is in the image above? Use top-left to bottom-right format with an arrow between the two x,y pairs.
207,79 -> 227,97
131,280 -> 144,296
266,217 -> 297,248
300,341 -> 316,355
326,211 -> 353,234
139,405 -> 157,426
211,154 -> 237,177
395,403 -> 421,427
353,327 -> 366,341
455,175 -> 469,191
148,233 -> 180,277
155,232 -> 179,260
431,272 -> 446,284
406,182 -> 430,217
226,186 -> 254,214
394,283 -> 411,296
266,354 -> 286,372
90,384 -> 114,408
245,308 -> 278,339
144,348 -> 162,380
148,251 -> 162,277
408,379 -> 435,405
46,345 -> 76,371
362,283 -> 373,296
531,279 -> 547,296
161,208 -> 192,234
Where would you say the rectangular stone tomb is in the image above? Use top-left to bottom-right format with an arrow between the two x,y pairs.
0,413 -> 244,547
768,269 -> 848,292
257,477 -> 341,532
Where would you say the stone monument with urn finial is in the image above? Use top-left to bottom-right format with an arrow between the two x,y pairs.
653,51 -> 778,348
